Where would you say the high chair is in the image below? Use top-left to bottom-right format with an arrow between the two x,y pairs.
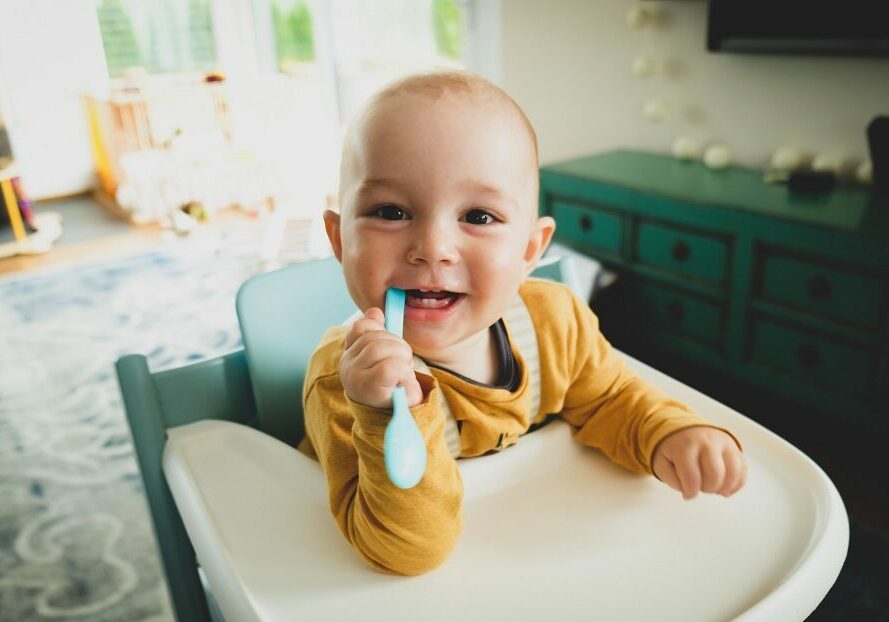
116,256 -> 848,622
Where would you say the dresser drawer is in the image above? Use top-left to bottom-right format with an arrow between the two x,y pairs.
759,251 -> 885,329
551,199 -> 623,256
624,281 -> 725,348
749,317 -> 878,398
635,222 -> 728,286
879,358 -> 889,401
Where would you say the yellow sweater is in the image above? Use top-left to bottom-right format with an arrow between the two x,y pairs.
301,279 -> 732,575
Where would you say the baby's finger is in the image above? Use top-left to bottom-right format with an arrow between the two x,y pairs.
366,356 -> 417,394
719,448 -> 747,496
653,454 -> 683,494
403,373 -> 424,407
350,335 -> 413,370
365,307 -> 385,324
699,445 -> 726,494
673,451 -> 702,500
344,308 -> 386,349
341,333 -> 400,372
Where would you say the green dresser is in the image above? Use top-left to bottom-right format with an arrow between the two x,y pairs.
540,150 -> 889,431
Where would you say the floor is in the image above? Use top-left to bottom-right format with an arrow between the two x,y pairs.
1,195 -> 139,275
4,197 -> 888,620
0,194 -> 265,277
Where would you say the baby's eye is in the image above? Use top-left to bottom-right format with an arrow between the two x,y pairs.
462,209 -> 497,225
373,204 -> 408,220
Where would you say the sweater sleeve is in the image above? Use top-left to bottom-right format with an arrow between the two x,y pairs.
303,369 -> 463,575
558,291 -> 738,475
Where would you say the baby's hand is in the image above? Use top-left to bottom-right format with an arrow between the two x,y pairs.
652,426 -> 746,500
340,307 -> 424,410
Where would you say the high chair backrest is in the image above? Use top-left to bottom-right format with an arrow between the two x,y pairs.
236,257 -> 356,445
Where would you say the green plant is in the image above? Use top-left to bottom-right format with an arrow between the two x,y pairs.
433,0 -> 463,60
273,0 -> 315,66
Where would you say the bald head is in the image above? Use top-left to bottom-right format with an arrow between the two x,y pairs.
323,71 -> 557,352
339,71 -> 539,217
357,71 -> 538,159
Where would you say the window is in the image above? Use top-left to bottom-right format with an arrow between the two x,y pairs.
433,0 -> 465,61
270,0 -> 316,72
248,0 -> 476,215
90,0 -> 493,219
96,0 -> 217,77
266,0 -> 467,72
323,0 -> 470,123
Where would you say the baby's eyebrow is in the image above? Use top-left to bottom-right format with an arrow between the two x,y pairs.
461,180 -> 519,209
357,177 -> 399,192
356,177 -> 519,210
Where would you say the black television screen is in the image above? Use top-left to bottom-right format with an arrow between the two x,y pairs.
707,2 -> 889,57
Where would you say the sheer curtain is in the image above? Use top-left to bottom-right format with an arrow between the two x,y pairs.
240,0 -> 495,217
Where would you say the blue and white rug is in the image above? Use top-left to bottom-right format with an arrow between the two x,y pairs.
0,240 -> 276,620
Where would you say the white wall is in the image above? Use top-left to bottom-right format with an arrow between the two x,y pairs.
501,0 -> 889,170
0,0 -> 108,199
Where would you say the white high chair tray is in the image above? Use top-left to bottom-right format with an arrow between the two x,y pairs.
163,354 -> 848,622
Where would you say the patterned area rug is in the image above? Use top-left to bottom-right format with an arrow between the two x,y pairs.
0,239 -> 279,620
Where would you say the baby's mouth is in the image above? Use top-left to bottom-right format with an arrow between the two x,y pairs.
405,289 -> 463,309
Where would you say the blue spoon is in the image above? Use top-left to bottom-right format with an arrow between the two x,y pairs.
383,288 -> 427,489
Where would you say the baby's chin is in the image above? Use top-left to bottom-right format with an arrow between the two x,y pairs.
404,324 -> 489,363
404,335 -> 457,361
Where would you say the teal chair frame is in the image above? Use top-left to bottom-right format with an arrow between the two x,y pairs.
116,255 -> 572,622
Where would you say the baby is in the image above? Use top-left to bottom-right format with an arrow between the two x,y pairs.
300,71 -> 746,576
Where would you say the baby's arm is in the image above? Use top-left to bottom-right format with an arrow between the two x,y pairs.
558,293 -> 745,497
304,310 -> 463,575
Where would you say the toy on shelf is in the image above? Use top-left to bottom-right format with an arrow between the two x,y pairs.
84,71 -> 274,228
0,162 -> 63,259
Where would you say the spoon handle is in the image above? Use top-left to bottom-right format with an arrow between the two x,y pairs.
384,288 -> 406,337
383,288 -> 427,489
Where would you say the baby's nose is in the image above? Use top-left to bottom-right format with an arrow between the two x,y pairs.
406,224 -> 459,264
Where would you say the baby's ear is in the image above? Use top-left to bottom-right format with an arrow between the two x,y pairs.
522,216 -> 556,277
323,209 -> 344,263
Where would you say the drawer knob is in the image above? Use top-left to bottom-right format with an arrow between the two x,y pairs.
807,274 -> 832,301
671,240 -> 690,262
796,343 -> 820,369
579,215 -> 594,232
666,300 -> 684,323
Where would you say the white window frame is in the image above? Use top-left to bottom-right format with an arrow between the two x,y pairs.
238,0 -> 502,83
464,0 -> 503,84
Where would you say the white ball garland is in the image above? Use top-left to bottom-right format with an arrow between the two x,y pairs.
703,144 -> 732,169
672,136 -> 702,160
626,6 -> 652,29
812,153 -> 842,175
642,99 -> 668,123
632,56 -> 656,78
770,146 -> 805,171
856,160 -> 872,184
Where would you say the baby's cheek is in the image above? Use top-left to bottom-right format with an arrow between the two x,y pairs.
470,247 -> 526,305
344,256 -> 388,309
473,241 -> 520,272
470,256 -> 510,296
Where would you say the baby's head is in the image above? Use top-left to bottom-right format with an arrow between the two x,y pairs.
324,71 -> 555,361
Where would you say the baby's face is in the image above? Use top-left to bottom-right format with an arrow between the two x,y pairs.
328,92 -> 549,360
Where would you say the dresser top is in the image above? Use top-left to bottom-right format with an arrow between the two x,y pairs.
541,150 -> 889,235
